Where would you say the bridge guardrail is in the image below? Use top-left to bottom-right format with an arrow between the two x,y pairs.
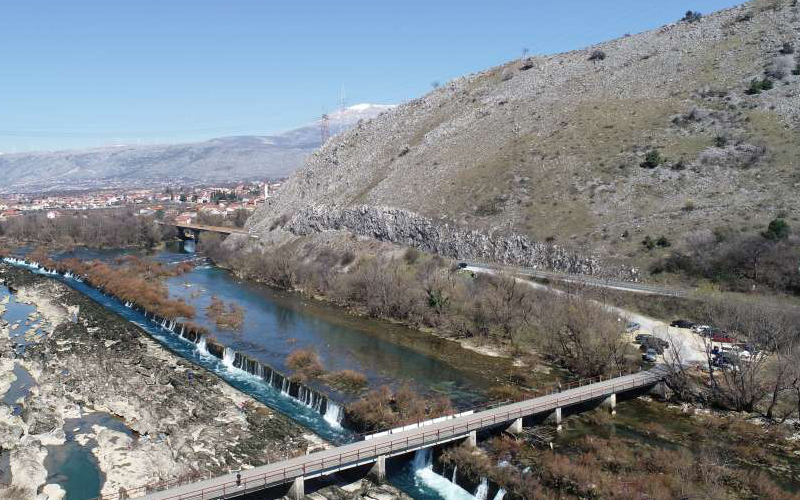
96,368 -> 666,500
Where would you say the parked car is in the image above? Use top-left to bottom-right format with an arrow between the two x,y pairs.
639,341 -> 664,354
642,348 -> 658,362
693,325 -> 711,334
457,262 -> 469,269
625,322 -> 641,333
712,334 -> 737,344
642,336 -> 669,349
634,333 -> 652,344
671,319 -> 695,329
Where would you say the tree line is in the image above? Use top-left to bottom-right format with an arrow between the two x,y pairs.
0,210 -> 168,249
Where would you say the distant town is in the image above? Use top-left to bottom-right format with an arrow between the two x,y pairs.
0,179 -> 284,224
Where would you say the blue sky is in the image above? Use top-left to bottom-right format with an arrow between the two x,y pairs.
1,0 -> 742,153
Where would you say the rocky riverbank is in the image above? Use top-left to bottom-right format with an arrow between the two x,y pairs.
0,263 -> 317,499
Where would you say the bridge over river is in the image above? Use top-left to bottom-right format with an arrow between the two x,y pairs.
105,366 -> 668,500
157,221 -> 254,242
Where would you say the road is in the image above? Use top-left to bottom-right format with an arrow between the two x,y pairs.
123,368 -> 666,500
465,265 -> 709,366
465,263 -> 691,298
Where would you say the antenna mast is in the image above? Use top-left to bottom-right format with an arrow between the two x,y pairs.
320,113 -> 330,143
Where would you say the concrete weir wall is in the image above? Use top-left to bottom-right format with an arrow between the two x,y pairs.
6,258 -> 343,425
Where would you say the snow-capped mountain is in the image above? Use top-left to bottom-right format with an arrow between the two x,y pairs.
0,103 -> 394,194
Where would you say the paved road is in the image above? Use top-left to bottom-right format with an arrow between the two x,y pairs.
129,367 -> 666,500
467,263 -> 691,298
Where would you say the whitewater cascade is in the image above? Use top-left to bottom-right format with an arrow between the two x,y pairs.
222,347 -> 236,370
197,336 -> 208,355
324,401 -> 343,428
451,466 -> 457,483
411,449 -> 476,500
474,479 -> 489,500
492,488 -> 506,500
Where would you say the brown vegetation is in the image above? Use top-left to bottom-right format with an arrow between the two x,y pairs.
285,348 -> 324,382
53,258 -> 195,321
205,296 -> 244,330
201,239 -> 629,378
324,370 -> 368,393
443,405 -> 800,500
345,384 -> 454,432
0,209 -> 166,249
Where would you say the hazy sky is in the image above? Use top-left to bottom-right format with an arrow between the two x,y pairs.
1,0 -> 742,153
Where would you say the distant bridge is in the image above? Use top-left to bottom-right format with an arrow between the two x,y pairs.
158,222 -> 254,242
102,367 -> 668,500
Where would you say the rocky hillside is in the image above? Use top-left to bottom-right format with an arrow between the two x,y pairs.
250,0 -> 800,272
0,104 -> 393,194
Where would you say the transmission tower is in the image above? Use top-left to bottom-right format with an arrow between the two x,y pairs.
339,85 -> 347,115
320,113 -> 330,143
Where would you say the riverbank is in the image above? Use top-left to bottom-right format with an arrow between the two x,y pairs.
0,263 -> 317,499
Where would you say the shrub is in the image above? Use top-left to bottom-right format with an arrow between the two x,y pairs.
588,49 -> 606,61
269,214 -> 289,231
325,370 -> 368,392
762,218 -> 790,241
681,10 -> 702,22
642,236 -> 656,250
286,348 -> 324,381
404,247 -> 421,264
745,77 -> 773,94
656,235 -> 671,248
339,250 -> 356,266
780,42 -> 795,55
713,135 -> 728,148
640,149 -> 663,169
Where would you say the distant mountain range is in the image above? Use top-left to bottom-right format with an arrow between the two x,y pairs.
0,104 -> 394,194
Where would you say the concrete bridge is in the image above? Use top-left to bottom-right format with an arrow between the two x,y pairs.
158,222 -> 253,243
108,367 -> 668,500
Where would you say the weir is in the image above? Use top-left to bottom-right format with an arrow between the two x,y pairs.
1,257 -> 349,432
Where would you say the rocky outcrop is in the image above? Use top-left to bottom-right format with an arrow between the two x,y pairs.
0,264 -> 316,498
249,1 -> 800,265
279,204 -> 636,278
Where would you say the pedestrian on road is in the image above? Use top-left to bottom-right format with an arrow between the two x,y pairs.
236,472 -> 242,488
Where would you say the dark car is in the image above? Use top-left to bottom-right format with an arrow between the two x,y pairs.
642,348 -> 658,363
639,341 -> 664,354
670,319 -> 695,329
457,262 -> 469,269
634,333 -> 652,344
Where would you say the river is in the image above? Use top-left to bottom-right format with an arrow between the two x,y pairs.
5,243 -> 507,500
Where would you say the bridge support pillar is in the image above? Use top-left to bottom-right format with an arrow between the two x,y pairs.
192,229 -> 201,244
288,476 -> 304,500
369,455 -> 386,481
466,430 -> 477,447
603,393 -> 617,415
548,407 -> 563,433
506,417 -> 523,434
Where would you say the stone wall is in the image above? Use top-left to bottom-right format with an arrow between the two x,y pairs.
279,204 -> 635,279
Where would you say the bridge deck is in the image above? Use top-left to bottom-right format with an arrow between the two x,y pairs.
168,222 -> 250,235
132,367 -> 666,500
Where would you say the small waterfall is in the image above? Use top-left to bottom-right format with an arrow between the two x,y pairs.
124,301 -> 132,308
451,466 -> 457,483
410,449 -> 477,500
222,347 -> 236,370
197,336 -> 208,355
474,479 -> 489,500
160,318 -> 167,330
323,400 -> 343,428
492,489 -> 506,500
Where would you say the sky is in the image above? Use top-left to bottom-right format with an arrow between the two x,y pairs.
0,0 -> 743,153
